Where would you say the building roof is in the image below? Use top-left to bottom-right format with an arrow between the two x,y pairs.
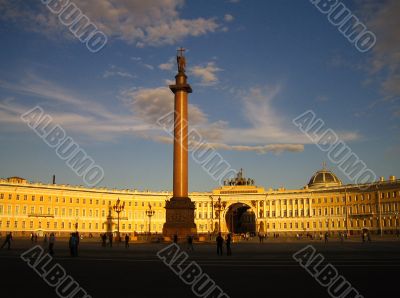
307,169 -> 342,189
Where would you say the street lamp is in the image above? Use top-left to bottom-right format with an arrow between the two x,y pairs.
214,196 -> 225,233
145,203 -> 155,237
394,211 -> 399,237
113,198 -> 125,242
75,217 -> 79,233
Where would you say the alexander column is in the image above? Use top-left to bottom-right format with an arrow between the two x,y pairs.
163,48 -> 197,238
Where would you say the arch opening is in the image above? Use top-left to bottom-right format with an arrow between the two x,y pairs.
225,203 -> 256,234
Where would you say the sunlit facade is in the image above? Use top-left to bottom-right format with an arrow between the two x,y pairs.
1,169 -> 399,237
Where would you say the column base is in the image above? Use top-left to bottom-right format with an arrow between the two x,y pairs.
163,197 -> 197,238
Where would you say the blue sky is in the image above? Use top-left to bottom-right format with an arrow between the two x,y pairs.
0,0 -> 399,191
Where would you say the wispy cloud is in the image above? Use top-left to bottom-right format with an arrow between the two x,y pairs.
360,0 -> 400,99
0,74 -> 359,154
159,57 -> 175,71
103,65 -> 136,79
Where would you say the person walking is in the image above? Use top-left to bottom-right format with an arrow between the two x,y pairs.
43,234 -> 48,245
324,232 -> 329,243
125,234 -> 130,248
173,234 -> 178,244
108,233 -> 113,248
1,232 -> 12,250
187,235 -> 194,252
30,233 -> 34,243
226,233 -> 232,256
216,233 -> 224,256
49,233 -> 55,256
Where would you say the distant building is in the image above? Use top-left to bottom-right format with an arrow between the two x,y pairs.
0,168 -> 399,237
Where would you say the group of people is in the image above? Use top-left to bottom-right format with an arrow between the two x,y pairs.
216,233 -> 232,256
100,233 -> 130,248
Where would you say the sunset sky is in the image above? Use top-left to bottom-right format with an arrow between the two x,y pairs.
0,0 -> 399,191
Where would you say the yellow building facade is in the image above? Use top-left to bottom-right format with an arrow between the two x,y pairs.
1,169 -> 399,237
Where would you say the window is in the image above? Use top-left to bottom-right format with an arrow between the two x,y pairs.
16,195 -> 20,200
24,195 -> 27,201
8,194 -> 12,200
32,195 -> 35,201
0,194 -> 3,199
40,196 -> 44,202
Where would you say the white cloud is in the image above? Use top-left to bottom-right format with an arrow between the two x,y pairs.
159,57 -> 175,71
224,14 -> 234,22
0,0 -> 221,47
190,62 -> 222,85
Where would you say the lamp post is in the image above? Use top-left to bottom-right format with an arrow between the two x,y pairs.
75,217 -> 79,233
209,196 -> 214,234
113,198 -> 125,242
394,211 -> 399,237
214,197 -> 225,233
146,203 -> 155,237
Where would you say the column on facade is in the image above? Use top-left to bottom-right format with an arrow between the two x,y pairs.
269,199 -> 272,219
